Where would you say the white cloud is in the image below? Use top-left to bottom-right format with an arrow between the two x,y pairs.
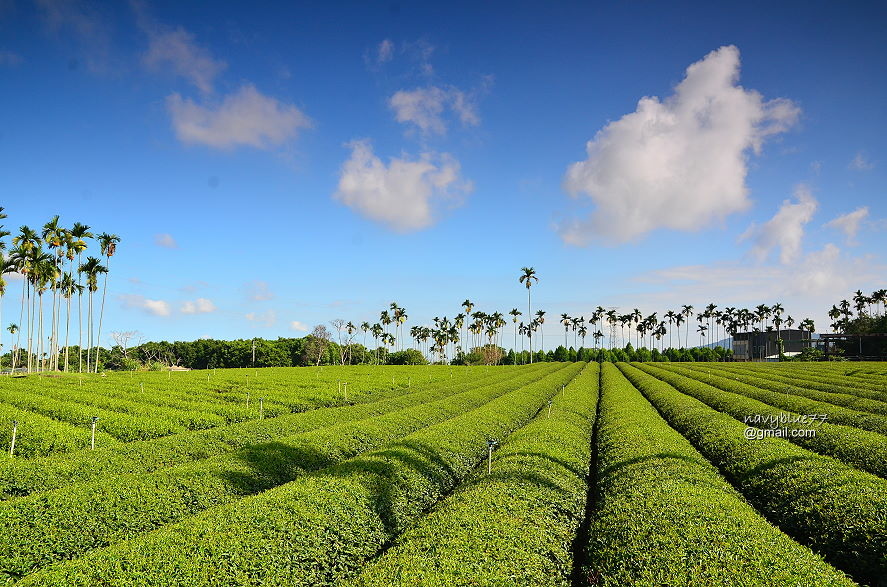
245,310 -> 276,327
824,207 -> 869,245
166,84 -> 311,150
246,280 -> 274,301
848,152 -> 874,171
560,45 -> 800,245
333,139 -> 472,232
119,294 -> 171,317
181,298 -> 216,314
154,233 -> 178,248
377,39 -> 394,64
741,184 -> 818,264
0,50 -> 22,66
389,85 -> 481,135
35,0 -> 112,72
142,26 -> 226,93
289,320 -> 309,332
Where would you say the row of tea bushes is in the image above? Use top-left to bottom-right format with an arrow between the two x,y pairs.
346,363 -> 599,586
0,363 -> 571,580
581,363 -> 856,586
0,364 -> 549,499
636,364 -> 887,478
620,362 -> 887,586
15,364 -> 584,586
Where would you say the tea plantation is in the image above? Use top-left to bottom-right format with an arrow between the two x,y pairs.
1,362 -> 885,586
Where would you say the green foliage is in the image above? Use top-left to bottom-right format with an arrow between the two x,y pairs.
17,364 -> 584,586
346,364 -> 599,586
386,349 -> 427,365
638,363 -> 887,478
642,362 -> 887,436
0,365 -> 565,579
584,364 -> 856,586
0,366 -> 525,499
618,362 -> 887,586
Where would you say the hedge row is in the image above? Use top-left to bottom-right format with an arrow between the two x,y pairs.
16,363 -> 584,586
684,363 -> 887,413
0,388 -> 195,442
3,381 -> 232,430
0,363 -> 573,580
634,363 -> 887,478
651,363 -> 887,436
580,363 -> 855,586
718,364 -> 887,400
618,363 -> 887,586
36,376 -> 292,421
0,363 -> 546,499
0,404 -> 119,459
345,363 -> 599,586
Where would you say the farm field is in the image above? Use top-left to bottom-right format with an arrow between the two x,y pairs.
0,363 -> 885,586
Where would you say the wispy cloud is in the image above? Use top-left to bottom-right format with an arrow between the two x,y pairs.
377,39 -> 393,64
180,298 -> 216,314
824,207 -> 869,245
560,45 -> 799,245
142,26 -> 226,93
741,184 -> 818,264
154,233 -> 178,248
0,50 -> 22,67
333,139 -> 472,232
246,280 -> 274,301
848,151 -> 874,171
389,85 -> 482,136
166,84 -> 311,150
119,294 -> 171,317
245,310 -> 276,327
289,320 -> 309,332
35,0 -> 114,73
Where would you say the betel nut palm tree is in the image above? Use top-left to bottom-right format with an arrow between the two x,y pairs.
518,267 -> 538,363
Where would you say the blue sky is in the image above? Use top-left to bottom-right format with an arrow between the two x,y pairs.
1,0 -> 885,349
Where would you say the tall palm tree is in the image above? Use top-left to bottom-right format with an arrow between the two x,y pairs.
461,300 -> 473,352
534,309 -> 546,352
94,233 -> 120,373
681,305 -> 693,349
697,324 -> 708,349
560,313 -> 570,348
69,223 -> 92,372
60,272 -> 81,372
0,209 -> 9,362
508,308 -> 521,362
518,267 -> 538,362
6,323 -> 17,371
78,256 -> 107,373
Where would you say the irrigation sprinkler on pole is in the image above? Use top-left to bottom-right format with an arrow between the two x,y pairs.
343,382 -> 348,401
548,400 -> 553,418
90,417 -> 98,450
9,420 -> 17,457
246,393 -> 250,408
486,439 -> 499,474
408,376 -> 411,389
140,382 -> 144,393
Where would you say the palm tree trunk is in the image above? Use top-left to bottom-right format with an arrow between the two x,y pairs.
527,289 -> 532,364
64,296 -> 71,372
95,259 -> 110,373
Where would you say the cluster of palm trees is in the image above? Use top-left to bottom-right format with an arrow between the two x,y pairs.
0,209 -> 119,374
549,304 -> 817,354
828,289 -> 887,332
332,267 -> 880,365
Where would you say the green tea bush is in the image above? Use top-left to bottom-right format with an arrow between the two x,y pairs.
619,363 -> 887,586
